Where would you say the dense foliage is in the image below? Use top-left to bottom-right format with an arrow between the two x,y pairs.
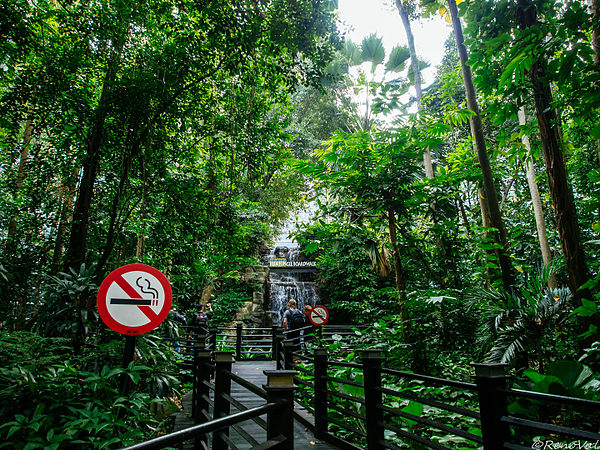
0,0 -> 340,446
2,0 -> 600,446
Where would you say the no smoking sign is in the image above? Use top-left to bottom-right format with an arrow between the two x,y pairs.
309,305 -> 329,326
97,264 -> 172,335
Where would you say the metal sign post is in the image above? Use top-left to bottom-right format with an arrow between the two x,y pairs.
97,263 -> 172,396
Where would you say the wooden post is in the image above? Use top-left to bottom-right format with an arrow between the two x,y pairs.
276,328 -> 284,369
271,325 -> 278,361
195,331 -> 206,352
313,347 -> 328,440
209,326 -> 217,351
212,352 -> 234,450
362,350 -> 384,450
473,363 -> 509,450
193,350 -> 212,449
263,370 -> 297,449
236,323 -> 243,360
283,341 -> 294,370
192,349 -> 212,422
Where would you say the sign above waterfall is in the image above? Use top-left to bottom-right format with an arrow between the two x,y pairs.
269,259 -> 316,268
264,244 -> 316,270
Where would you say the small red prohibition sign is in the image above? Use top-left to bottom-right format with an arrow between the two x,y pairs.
309,305 -> 329,326
97,263 -> 172,335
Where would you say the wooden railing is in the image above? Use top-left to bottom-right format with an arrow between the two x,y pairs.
175,323 -> 364,362
287,348 -> 600,450
122,351 -> 297,450
157,323 -> 600,449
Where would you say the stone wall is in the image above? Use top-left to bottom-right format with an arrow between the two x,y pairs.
227,265 -> 272,328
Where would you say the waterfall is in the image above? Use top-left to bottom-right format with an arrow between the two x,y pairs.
266,201 -> 319,326
265,247 -> 319,326
269,276 -> 318,326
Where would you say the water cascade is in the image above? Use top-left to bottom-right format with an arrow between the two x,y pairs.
268,266 -> 318,326
265,250 -> 319,327
264,202 -> 319,325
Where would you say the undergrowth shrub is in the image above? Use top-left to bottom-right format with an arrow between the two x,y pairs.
210,284 -> 252,326
0,331 -> 181,448
0,362 -> 161,449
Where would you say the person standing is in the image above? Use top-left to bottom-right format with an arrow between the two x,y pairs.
301,304 -> 314,349
168,308 -> 187,352
302,305 -> 313,326
192,302 -> 213,335
283,299 -> 304,354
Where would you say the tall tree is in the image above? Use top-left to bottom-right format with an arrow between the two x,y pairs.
518,106 -> 557,289
394,0 -> 434,178
447,0 -> 515,291
516,0 -> 592,307
7,114 -> 34,239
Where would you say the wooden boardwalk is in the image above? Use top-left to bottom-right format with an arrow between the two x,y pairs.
175,360 -> 338,449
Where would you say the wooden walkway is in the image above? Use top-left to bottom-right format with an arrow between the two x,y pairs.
174,360 -> 338,449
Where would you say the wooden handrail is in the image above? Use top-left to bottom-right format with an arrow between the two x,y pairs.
121,402 -> 284,450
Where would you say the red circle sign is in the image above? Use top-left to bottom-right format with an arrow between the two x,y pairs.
97,264 -> 172,335
309,305 -> 329,326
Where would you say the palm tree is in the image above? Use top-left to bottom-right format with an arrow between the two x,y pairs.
472,264 -> 572,371
342,35 -> 411,130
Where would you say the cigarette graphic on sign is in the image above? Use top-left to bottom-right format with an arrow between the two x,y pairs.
110,298 -> 152,305
110,277 -> 159,306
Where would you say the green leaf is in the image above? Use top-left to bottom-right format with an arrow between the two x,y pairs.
385,46 -> 410,73
558,48 -> 578,83
24,443 -> 42,450
361,34 -> 385,73
6,426 -> 20,439
343,41 -> 363,66
400,401 -> 423,426
573,298 -> 597,317
547,360 -> 593,389
523,368 -> 544,384
499,51 -> 532,89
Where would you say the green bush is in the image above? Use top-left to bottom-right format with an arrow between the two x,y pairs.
0,330 -> 181,448
0,331 -> 74,371
210,287 -> 251,327
0,362 -> 162,449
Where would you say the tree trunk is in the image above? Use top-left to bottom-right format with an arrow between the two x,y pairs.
395,0 -> 434,179
7,116 -> 34,238
448,0 -> 515,291
518,106 -> 557,289
517,0 -> 592,308
201,283 -> 214,306
387,209 -> 409,339
94,140 -> 135,277
593,0 -> 600,67
136,161 -> 148,261
51,167 -> 79,272
63,26 -> 127,272
63,67 -> 114,271
458,196 -> 473,235
590,0 -> 600,212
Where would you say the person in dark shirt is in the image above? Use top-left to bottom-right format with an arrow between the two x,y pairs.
168,308 -> 187,352
283,299 -> 303,355
192,303 -> 213,333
